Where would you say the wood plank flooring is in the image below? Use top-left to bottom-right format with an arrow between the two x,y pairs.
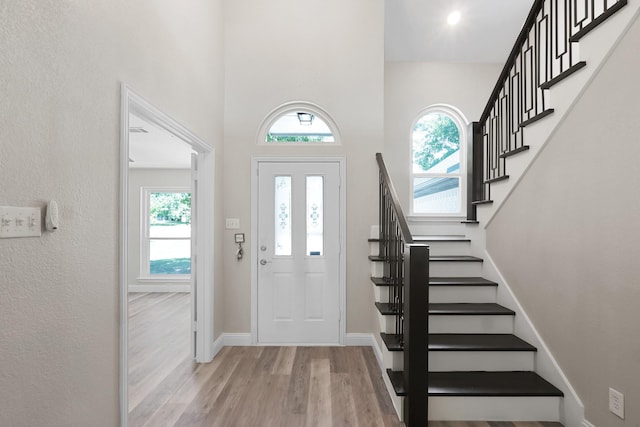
128,293 -> 563,427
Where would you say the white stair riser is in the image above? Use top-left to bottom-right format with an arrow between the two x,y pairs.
430,262 -> 482,277
370,241 -> 472,256
372,260 -> 482,277
379,314 -> 400,334
429,351 -> 534,372
391,351 -> 404,371
379,313 -> 514,334
388,350 -> 534,372
426,396 -> 561,421
429,315 -> 513,334
430,286 -> 496,303
371,261 -> 384,277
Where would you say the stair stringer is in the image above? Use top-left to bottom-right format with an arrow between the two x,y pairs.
480,250 -> 584,427
477,0 -> 640,227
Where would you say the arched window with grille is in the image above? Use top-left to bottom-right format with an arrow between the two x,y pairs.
411,105 -> 467,216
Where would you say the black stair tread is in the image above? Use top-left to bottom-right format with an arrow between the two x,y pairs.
413,235 -> 471,242
429,277 -> 497,286
381,333 -> 536,352
370,277 -> 399,286
368,255 -> 483,262
380,333 -> 403,351
430,371 -> 564,397
376,302 -> 514,316
387,370 -> 564,397
430,255 -> 483,262
375,302 -> 401,315
429,334 -> 536,351
369,236 -> 470,243
370,276 -> 497,287
429,303 -> 514,316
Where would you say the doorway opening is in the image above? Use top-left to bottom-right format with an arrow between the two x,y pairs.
119,85 -> 215,426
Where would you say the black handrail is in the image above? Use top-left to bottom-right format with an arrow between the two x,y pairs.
376,153 -> 413,244
480,0 -> 544,124
473,0 -> 627,208
376,153 -> 428,427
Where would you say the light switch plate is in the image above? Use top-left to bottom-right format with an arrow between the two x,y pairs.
0,206 -> 42,238
225,218 -> 240,229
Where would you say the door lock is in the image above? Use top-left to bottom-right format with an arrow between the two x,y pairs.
259,259 -> 271,265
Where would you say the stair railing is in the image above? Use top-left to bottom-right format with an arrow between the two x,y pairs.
376,153 -> 429,426
469,0 -> 627,218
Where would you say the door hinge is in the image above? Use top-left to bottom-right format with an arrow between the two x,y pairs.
193,321 -> 198,332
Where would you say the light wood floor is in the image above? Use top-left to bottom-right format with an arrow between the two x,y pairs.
128,293 -> 563,427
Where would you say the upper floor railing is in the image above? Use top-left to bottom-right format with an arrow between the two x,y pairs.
471,0 -> 627,209
376,153 -> 429,426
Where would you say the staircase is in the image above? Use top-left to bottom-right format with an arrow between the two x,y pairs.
369,234 -> 563,422
372,0 -> 639,424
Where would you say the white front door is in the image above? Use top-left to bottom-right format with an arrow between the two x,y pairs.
257,161 -> 341,344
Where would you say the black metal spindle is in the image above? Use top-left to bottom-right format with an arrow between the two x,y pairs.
376,153 -> 427,426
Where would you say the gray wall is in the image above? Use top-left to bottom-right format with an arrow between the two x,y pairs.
486,14 -> 640,427
0,1 -> 225,426
222,0 -> 385,335
384,62 -> 502,210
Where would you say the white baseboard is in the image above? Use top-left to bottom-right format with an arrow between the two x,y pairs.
128,284 -> 190,293
482,250 -> 584,427
582,420 -> 596,427
345,333 -> 384,368
211,333 -> 253,358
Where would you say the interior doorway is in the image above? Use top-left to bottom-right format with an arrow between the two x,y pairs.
119,85 -> 216,426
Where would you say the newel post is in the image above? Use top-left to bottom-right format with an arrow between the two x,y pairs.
403,244 -> 429,426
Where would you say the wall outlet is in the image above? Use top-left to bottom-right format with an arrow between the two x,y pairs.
609,387 -> 624,419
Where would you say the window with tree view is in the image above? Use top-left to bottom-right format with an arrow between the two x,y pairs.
143,189 -> 191,277
411,110 -> 464,215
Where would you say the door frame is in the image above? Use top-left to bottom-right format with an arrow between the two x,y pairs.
119,84 -> 216,426
251,156 -> 347,345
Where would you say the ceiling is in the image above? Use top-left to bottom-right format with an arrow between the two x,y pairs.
129,114 -> 194,169
129,1 -> 535,168
385,0 -> 534,62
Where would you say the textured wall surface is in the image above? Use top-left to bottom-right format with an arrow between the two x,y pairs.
222,0 -> 385,335
384,62 -> 502,211
0,1 -> 224,425
486,14 -> 640,427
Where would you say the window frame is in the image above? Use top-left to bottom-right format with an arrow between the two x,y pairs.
139,186 -> 192,281
257,101 -> 342,146
409,105 -> 468,218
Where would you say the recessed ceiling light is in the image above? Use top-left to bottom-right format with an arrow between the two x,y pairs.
447,10 -> 461,26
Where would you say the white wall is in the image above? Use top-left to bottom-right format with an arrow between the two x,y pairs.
222,0 -> 385,335
486,12 -> 640,427
384,62 -> 502,210
0,1 -> 224,426
127,168 -> 191,286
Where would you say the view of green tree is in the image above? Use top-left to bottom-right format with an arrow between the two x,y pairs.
150,192 -> 191,224
266,134 -> 326,142
412,113 -> 460,172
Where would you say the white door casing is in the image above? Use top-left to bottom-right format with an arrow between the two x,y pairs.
120,84 -> 216,427
253,158 -> 345,345
190,153 -> 198,359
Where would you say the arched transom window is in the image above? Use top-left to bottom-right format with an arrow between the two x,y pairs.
411,106 -> 467,215
258,102 -> 340,145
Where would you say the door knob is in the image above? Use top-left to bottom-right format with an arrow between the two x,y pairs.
259,259 -> 271,265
